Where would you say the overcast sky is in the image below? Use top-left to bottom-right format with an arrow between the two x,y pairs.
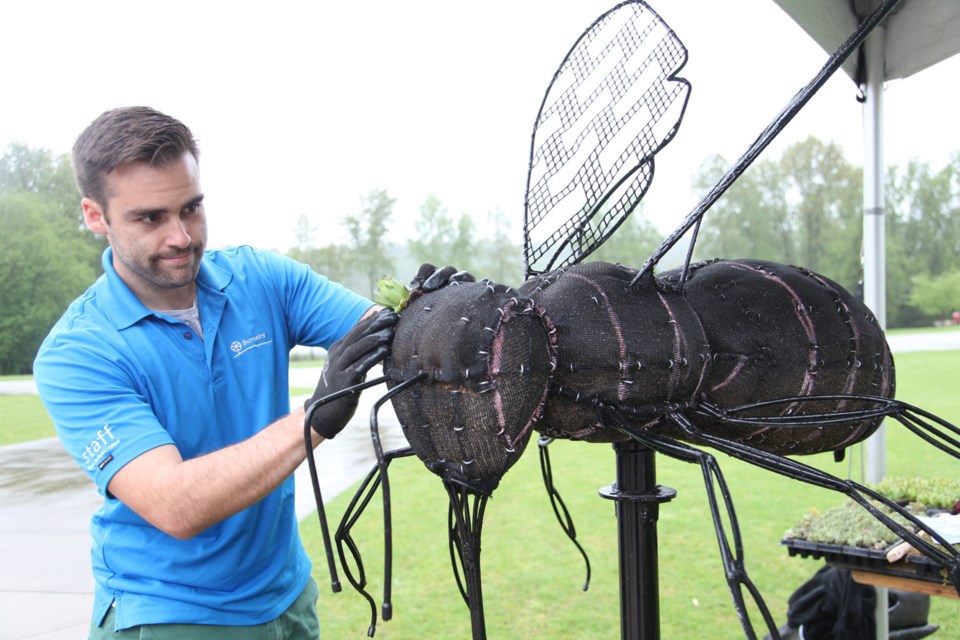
3,0 -> 958,259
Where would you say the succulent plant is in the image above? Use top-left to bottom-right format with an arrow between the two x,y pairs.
871,475 -> 960,510
785,501 -> 917,550
784,476 -> 960,549
372,275 -> 411,313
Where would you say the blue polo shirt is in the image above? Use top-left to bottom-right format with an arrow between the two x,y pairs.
33,245 -> 372,630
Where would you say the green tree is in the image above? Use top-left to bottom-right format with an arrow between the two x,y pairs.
886,154 -> 960,325
908,270 -> 960,322
408,194 -> 478,273
0,192 -> 97,373
475,208 -> 523,285
292,213 -> 316,255
779,137 -> 862,285
343,188 -> 396,294
0,144 -> 104,373
882,225 -> 919,328
287,214 -> 351,285
588,205 -> 662,269
691,138 -> 863,294
691,154 -> 792,263
0,143 -> 79,221
0,144 -> 104,271
887,155 -> 960,276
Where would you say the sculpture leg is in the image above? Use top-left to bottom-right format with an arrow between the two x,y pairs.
446,482 -> 489,640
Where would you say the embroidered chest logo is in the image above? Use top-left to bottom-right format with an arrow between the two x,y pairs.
230,331 -> 273,358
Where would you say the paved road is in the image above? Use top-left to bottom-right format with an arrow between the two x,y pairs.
884,330 -> 960,353
0,334 -> 956,639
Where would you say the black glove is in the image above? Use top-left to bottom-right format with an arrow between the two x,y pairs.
305,309 -> 398,439
409,263 -> 475,292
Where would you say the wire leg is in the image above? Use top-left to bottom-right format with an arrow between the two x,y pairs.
446,482 -> 489,640
677,406 -> 960,596
369,374 -> 427,621
324,374 -> 425,637
333,448 -> 415,637
538,436 -> 592,591
303,374 -> 391,593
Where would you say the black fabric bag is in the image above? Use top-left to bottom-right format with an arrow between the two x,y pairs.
786,566 -> 877,640
770,565 -> 939,640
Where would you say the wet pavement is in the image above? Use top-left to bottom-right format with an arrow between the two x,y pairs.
0,366 -> 406,640
883,329 -> 960,353
0,439 -> 102,640
0,334 -> 956,639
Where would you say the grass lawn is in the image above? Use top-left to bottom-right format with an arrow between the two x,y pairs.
304,349 -> 960,639
887,324 -> 960,336
0,393 -> 55,445
290,357 -> 326,369
3,346 -> 958,636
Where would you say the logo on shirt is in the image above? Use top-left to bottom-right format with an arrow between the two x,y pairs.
230,331 -> 273,358
82,425 -> 120,472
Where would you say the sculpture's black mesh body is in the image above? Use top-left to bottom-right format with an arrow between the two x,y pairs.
392,260 -> 895,457
662,259 -> 895,454
519,261 -> 711,443
385,282 -> 556,495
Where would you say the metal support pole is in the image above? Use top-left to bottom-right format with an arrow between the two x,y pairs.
600,441 -> 676,640
862,16 -> 887,485
861,20 -> 889,640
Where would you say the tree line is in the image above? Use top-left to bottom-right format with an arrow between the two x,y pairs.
0,144 -> 105,374
690,137 -> 960,328
2,138 -> 958,374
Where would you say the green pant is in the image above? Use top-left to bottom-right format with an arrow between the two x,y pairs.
89,578 -> 320,640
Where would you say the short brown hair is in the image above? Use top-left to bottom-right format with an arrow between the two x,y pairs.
72,106 -> 200,207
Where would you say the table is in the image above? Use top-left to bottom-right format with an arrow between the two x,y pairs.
849,569 -> 958,600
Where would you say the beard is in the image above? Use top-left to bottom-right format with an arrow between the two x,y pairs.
150,246 -> 204,288
114,241 -> 205,292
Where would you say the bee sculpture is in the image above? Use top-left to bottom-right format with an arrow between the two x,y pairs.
304,1 -> 960,638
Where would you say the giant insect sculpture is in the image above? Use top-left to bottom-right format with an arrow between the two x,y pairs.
304,1 -> 960,638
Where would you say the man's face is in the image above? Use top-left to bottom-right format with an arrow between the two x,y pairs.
82,152 -> 207,309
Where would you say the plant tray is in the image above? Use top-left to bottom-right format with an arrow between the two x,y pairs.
782,538 -> 951,586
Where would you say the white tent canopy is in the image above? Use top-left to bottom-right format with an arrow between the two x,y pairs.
774,0 -> 960,81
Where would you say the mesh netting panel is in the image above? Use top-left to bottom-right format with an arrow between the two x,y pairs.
385,282 -> 555,495
523,0 -> 689,276
519,261 -> 711,442
662,259 -> 895,454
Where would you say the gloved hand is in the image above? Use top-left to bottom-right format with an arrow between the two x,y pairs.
305,309 -> 398,439
409,263 -> 475,292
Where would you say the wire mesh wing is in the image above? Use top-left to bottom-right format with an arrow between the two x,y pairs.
522,0 -> 690,278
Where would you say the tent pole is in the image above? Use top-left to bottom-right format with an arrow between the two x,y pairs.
861,20 -> 889,640
861,19 -> 887,497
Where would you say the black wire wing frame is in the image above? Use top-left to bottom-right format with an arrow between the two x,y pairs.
523,0 -> 691,278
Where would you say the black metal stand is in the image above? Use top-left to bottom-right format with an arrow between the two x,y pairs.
600,441 -> 676,640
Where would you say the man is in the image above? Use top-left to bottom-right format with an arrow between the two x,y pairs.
34,106 -> 419,638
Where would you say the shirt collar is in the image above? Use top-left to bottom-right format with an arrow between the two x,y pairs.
98,247 -> 232,330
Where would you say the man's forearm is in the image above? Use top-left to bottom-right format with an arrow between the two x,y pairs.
107,408 -> 325,540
